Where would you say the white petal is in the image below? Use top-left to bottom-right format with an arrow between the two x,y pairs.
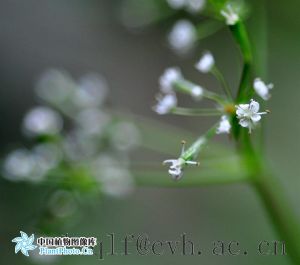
153,93 -> 177,115
249,99 -> 260,113
239,118 -> 250,128
236,104 -> 249,117
251,114 -> 261,122
159,67 -> 182,93
220,4 -> 239,25
163,159 -> 177,165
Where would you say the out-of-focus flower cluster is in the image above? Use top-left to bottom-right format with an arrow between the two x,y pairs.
3,70 -> 140,200
120,0 -> 246,56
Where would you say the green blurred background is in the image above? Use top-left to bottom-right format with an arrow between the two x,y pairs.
0,0 -> 299,264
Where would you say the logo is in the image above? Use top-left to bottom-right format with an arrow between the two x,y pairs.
12,231 -> 37,256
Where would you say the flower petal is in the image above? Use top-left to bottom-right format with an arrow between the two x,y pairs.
239,118 -> 250,128
249,99 -> 260,113
251,114 -> 261,122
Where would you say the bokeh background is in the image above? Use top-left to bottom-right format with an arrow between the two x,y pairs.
0,0 -> 299,264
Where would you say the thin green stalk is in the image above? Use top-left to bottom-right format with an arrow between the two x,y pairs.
173,80 -> 226,105
211,66 -> 233,100
196,20 -> 224,40
182,124 -> 217,162
171,107 -> 222,116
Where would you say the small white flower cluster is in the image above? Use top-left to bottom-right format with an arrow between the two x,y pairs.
153,67 -> 205,114
163,141 -> 199,180
220,4 -> 239,25
235,78 -> 273,133
3,70 -> 139,198
166,0 -> 206,13
3,144 -> 61,182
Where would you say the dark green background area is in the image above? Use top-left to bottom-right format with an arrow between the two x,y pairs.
0,0 -> 299,264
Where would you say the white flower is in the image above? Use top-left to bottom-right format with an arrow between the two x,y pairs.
221,4 -> 239,25
153,93 -> 177,115
3,149 -> 35,181
253,78 -> 273,100
168,20 -> 197,54
166,0 -> 206,13
23,106 -> 63,136
195,51 -> 215,73
191,85 -> 204,99
186,0 -> 206,13
73,73 -> 108,108
35,69 -> 75,104
91,155 -> 134,197
159,67 -> 183,93
163,141 -> 199,180
110,122 -> 141,151
216,115 -> 231,134
75,108 -> 110,135
236,99 -> 268,133
166,0 -> 185,9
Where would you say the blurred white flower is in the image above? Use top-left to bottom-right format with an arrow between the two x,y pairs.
23,106 -> 63,136
253,78 -> 273,100
166,0 -> 185,9
91,155 -> 134,197
191,85 -> 204,99
3,144 -> 61,182
110,122 -> 141,151
100,167 -> 134,197
185,0 -> 206,13
195,51 -> 215,73
166,0 -> 206,13
32,143 -> 62,172
221,4 -> 239,25
63,130 -> 99,161
3,149 -> 35,181
73,73 -> 108,108
159,67 -> 183,93
35,69 -> 76,104
168,20 -> 197,54
236,99 -> 268,133
153,93 -> 177,114
216,115 -> 231,134
75,108 -> 110,136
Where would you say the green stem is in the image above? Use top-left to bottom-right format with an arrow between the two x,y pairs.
231,18 -> 300,264
230,21 -> 253,102
171,107 -> 222,116
253,172 -> 300,263
241,134 -> 300,264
